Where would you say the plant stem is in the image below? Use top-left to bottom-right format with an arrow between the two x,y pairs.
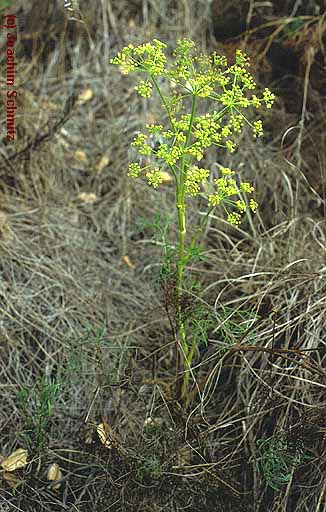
176,93 -> 197,400
151,74 -> 175,128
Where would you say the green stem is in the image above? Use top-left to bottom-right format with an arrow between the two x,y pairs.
149,75 -> 202,402
179,204 -> 216,398
151,74 -> 175,129
176,93 -> 197,400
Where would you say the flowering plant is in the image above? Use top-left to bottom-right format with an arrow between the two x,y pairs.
111,39 -> 275,402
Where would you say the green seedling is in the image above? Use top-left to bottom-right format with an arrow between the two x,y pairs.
256,433 -> 311,491
16,376 -> 61,452
137,454 -> 164,481
65,323 -> 134,387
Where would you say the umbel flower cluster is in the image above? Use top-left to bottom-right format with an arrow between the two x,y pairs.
110,38 -> 275,225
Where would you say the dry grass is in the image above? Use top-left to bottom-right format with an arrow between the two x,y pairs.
0,0 -> 325,511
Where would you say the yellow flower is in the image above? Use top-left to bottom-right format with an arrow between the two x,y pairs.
227,212 -> 242,225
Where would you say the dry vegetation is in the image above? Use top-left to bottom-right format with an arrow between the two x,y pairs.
0,0 -> 326,511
